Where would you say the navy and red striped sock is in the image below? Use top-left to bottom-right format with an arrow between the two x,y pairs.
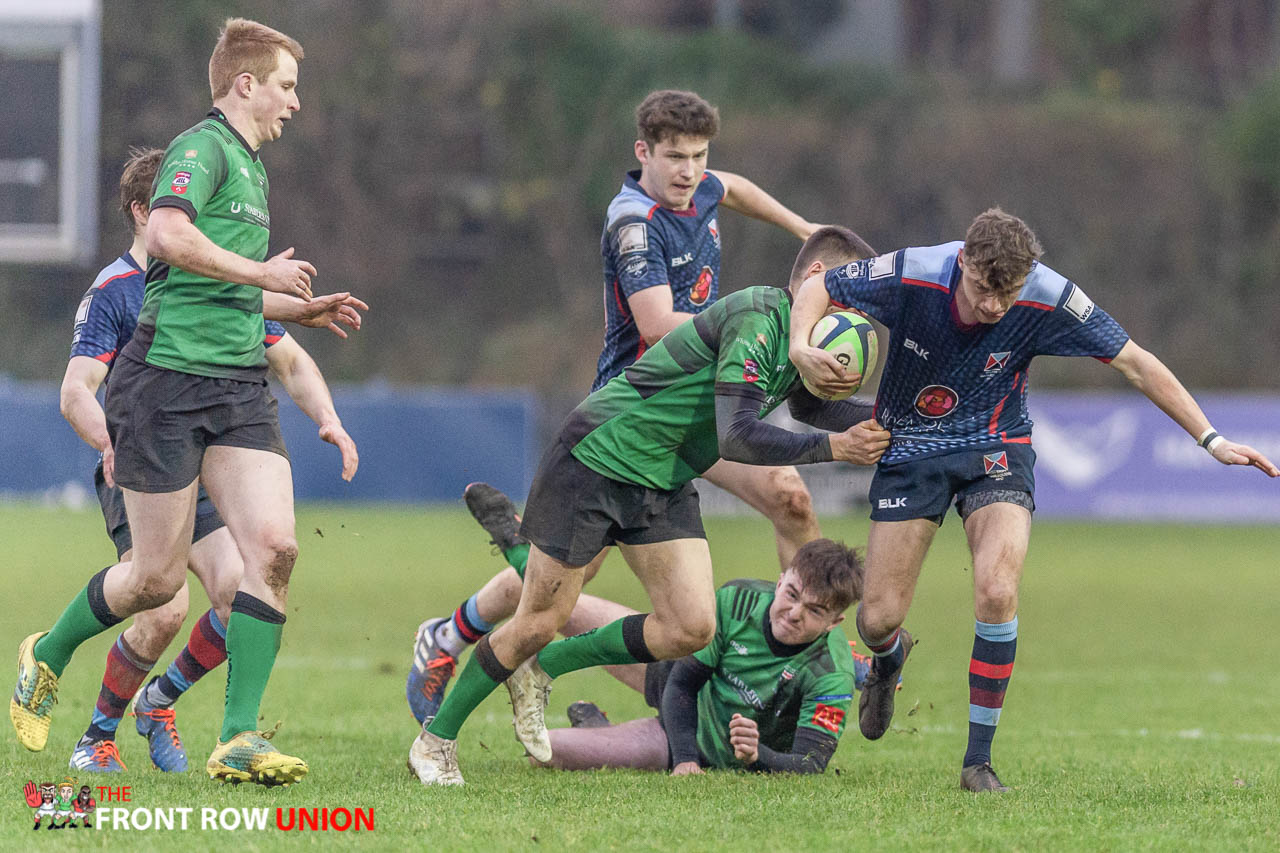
85,635 -> 155,741
146,609 -> 227,709
856,607 -> 906,675
964,616 -> 1018,768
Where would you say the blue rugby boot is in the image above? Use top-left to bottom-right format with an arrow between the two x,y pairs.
132,683 -> 188,771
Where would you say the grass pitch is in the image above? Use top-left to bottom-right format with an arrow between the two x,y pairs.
1,502 -> 1278,851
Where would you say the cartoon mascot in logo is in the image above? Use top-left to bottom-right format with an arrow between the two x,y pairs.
53,778 -> 77,828
72,785 -> 96,828
23,780 -> 57,830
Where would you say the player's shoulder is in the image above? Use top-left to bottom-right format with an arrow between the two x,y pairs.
800,625 -> 857,680
901,241 -> 964,286
605,182 -> 660,232
695,170 -> 725,203
717,578 -> 773,615
1015,260 -> 1084,314
85,255 -> 143,299
720,285 -> 784,313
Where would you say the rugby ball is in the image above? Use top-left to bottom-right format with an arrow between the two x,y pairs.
802,311 -> 877,400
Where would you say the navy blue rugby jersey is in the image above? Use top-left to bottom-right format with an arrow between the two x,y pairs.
823,242 -> 1130,465
71,251 -> 286,381
594,169 -> 725,391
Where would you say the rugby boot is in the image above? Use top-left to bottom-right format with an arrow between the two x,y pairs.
406,618 -> 457,724
849,642 -> 903,693
857,628 -> 913,740
10,632 -> 58,751
207,729 -> 308,786
961,762 -> 1011,793
133,684 -> 189,771
464,482 -> 528,563
506,657 -> 553,763
69,737 -> 127,772
408,726 -> 464,786
567,701 -> 611,728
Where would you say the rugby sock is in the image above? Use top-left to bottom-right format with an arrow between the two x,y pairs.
435,595 -> 495,658
856,607 -> 906,676
220,593 -> 284,742
537,614 -> 655,679
84,635 -> 155,741
425,635 -> 513,740
507,544 -> 530,579
146,609 -> 227,709
34,567 -> 124,677
963,616 -> 1018,768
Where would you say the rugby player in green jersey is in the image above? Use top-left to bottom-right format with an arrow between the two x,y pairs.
410,226 -> 891,785
10,19 -> 361,787
533,539 -> 863,775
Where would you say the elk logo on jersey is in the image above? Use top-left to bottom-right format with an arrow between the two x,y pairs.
914,385 -> 958,418
690,266 -> 713,305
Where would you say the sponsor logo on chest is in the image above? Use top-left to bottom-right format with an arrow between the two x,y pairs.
984,351 -> 1011,373
229,200 -> 269,227
904,338 -> 929,360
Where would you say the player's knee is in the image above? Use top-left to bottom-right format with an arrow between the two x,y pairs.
767,468 -> 815,528
136,602 -> 187,646
132,573 -> 186,611
663,612 -> 715,656
259,534 -> 299,597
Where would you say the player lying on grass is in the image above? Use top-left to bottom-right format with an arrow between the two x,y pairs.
12,139 -> 362,777
534,539 -> 873,775
409,226 -> 891,786
788,207 -> 1280,793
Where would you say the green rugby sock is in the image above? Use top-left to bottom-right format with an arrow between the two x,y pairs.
34,568 -> 122,677
537,613 -> 655,679
426,636 -> 513,740
507,543 -> 530,579
221,593 -> 285,742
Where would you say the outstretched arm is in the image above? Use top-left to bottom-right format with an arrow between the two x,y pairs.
711,170 -> 819,240
717,391 -> 887,466
265,334 -> 359,481
1109,340 -> 1277,476
661,656 -> 715,776
263,291 -> 367,339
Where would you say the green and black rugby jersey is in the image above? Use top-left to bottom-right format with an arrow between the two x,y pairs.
692,579 -> 855,769
565,286 -> 800,490
128,110 -> 271,380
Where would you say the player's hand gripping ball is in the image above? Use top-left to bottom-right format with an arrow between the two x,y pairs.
802,311 -> 878,400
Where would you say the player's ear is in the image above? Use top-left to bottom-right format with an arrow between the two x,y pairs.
235,72 -> 254,99
829,612 -> 845,629
634,139 -> 650,165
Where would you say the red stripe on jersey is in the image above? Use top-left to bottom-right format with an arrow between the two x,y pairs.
1015,300 -> 1054,311
636,338 -> 648,360
970,659 -> 1014,679
92,350 -> 117,363
988,371 -> 1019,433
903,277 -> 950,294
612,280 -> 630,319
96,271 -> 135,290
1094,355 -> 1114,363
829,299 -> 850,310
1002,435 -> 1032,444
264,334 -> 283,345
969,686 -> 1007,708
646,204 -> 661,220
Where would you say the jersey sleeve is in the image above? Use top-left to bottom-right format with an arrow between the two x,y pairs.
607,216 -> 671,299
796,669 -> 855,740
823,251 -> 905,326
151,130 -> 228,221
1034,282 -> 1130,361
263,319 -> 287,347
69,286 -> 128,363
712,307 -> 781,396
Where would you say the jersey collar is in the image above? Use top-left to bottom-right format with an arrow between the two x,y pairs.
761,599 -> 817,658
624,169 -> 699,218
120,250 -> 143,273
207,109 -> 260,161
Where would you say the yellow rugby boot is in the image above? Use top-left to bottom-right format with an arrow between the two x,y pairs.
207,729 -> 308,787
10,632 -> 58,751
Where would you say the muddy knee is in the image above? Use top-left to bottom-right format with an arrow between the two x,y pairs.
259,536 -> 298,597
768,468 -> 815,527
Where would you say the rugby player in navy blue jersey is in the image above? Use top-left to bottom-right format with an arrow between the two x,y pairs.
408,90 -> 832,723
788,207 -> 1278,792
17,145 -> 361,773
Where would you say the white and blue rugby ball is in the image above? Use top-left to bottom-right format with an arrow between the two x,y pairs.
802,311 -> 878,400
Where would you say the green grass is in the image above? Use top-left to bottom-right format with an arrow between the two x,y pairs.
1,502 -> 1278,851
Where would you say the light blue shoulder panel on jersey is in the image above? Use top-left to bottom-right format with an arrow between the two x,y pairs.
89,256 -> 140,289
901,242 -> 963,286
605,186 -> 656,230
1016,261 -> 1072,309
